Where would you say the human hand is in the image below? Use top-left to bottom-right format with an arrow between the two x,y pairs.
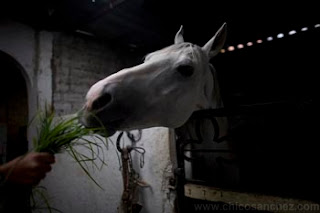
0,152 -> 55,185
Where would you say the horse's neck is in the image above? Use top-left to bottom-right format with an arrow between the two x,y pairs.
208,64 -> 224,109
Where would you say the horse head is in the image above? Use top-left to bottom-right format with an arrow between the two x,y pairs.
80,23 -> 227,135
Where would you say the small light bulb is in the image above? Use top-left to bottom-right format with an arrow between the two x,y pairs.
267,37 -> 273,41
237,44 -> 244,49
277,33 -> 284,38
227,46 -> 235,51
247,42 -> 253,46
288,30 -> 297,35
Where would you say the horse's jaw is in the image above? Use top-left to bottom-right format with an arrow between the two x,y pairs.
78,107 -> 188,137
77,109 -> 118,137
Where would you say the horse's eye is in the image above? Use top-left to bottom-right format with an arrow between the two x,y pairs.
177,65 -> 194,77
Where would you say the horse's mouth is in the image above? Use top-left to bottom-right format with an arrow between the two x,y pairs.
78,109 -> 126,137
104,118 -> 125,132
89,118 -> 126,137
95,126 -> 116,137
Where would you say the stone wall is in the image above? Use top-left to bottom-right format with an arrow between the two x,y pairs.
0,20 -> 176,213
52,33 -> 123,115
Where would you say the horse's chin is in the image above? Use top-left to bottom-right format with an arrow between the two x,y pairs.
95,127 -> 117,137
87,121 -> 119,137
78,113 -> 118,137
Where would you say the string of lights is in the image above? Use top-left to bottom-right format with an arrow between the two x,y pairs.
221,24 -> 320,53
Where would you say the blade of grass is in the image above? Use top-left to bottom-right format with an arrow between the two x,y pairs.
67,144 -> 104,190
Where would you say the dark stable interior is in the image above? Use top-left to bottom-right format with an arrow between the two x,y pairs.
1,0 -> 318,207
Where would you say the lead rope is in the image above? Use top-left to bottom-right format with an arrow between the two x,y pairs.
117,131 -> 148,213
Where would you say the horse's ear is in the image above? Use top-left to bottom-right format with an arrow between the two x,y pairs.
202,22 -> 227,58
174,25 -> 184,44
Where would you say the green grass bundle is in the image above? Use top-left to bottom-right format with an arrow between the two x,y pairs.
30,108 -> 109,212
32,108 -> 108,187
34,112 -> 93,154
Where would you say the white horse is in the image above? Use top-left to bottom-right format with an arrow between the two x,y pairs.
81,22 -> 238,196
80,23 -> 227,137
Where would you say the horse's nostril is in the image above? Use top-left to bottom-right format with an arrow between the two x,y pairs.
91,93 -> 112,110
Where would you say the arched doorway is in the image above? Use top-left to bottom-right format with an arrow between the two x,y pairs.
0,50 -> 31,212
0,51 -> 28,164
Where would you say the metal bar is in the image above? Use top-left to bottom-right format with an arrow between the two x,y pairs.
183,148 -> 231,153
184,183 -> 320,212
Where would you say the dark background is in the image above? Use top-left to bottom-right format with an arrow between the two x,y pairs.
1,0 -> 318,48
1,0 -> 319,202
